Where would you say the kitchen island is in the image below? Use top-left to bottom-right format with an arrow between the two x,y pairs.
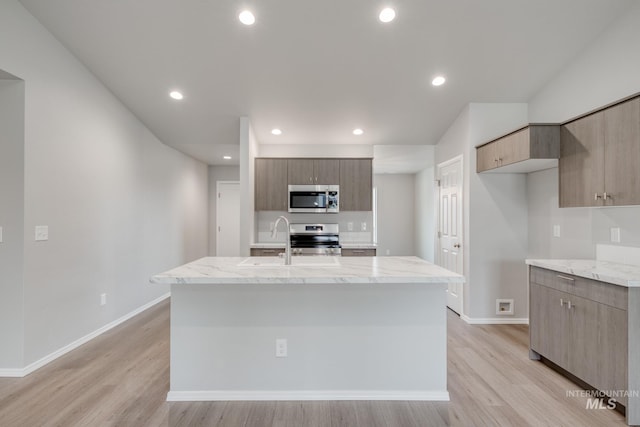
151,256 -> 464,402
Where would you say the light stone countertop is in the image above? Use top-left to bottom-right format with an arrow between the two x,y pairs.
526,259 -> 640,287
250,243 -> 286,248
151,256 -> 464,285
250,243 -> 377,249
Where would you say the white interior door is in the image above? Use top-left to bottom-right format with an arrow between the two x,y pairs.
216,181 -> 240,256
437,157 -> 463,315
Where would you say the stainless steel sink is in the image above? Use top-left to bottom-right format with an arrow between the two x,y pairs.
237,256 -> 340,267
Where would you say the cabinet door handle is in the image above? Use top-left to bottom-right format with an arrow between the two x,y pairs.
594,193 -> 602,200
603,192 -> 611,200
263,249 -> 276,253
556,275 -> 575,282
560,298 -> 566,307
567,300 -> 574,309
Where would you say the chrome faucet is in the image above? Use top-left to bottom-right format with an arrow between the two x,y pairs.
271,216 -> 291,265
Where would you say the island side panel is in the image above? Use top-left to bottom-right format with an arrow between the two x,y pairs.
169,282 -> 448,400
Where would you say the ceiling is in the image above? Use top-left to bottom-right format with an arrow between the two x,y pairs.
20,0 -> 632,166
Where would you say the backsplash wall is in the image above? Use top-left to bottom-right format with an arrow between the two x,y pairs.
527,167 -> 640,259
256,211 -> 374,244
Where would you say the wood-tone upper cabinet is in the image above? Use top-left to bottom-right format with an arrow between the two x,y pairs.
476,142 -> 498,172
476,125 -> 560,173
603,97 -> 640,206
339,159 -> 372,211
560,96 -> 640,207
255,158 -> 288,211
559,112 -> 605,207
287,159 -> 340,185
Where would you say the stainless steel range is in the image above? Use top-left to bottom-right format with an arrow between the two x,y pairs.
289,223 -> 341,256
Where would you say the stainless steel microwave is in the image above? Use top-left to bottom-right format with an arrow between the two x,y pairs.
288,185 -> 339,213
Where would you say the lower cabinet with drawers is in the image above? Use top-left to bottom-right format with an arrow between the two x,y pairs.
529,266 -> 640,425
341,248 -> 376,257
250,248 -> 285,257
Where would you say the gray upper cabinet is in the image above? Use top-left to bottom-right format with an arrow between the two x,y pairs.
339,159 -> 372,211
560,96 -> 640,207
287,159 -> 340,185
603,97 -> 640,206
559,111 -> 605,207
255,158 -> 288,211
476,125 -> 560,173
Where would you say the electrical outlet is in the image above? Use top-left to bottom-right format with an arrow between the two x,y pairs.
386,249 -> 391,255
35,225 -> 49,241
553,225 -> 561,238
0,226 -> 3,243
276,338 -> 287,357
100,293 -> 107,306
361,222 -> 367,231
496,299 -> 514,315
347,222 -> 354,231
611,227 -> 621,243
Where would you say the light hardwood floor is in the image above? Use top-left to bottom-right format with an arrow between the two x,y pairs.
0,300 -> 628,426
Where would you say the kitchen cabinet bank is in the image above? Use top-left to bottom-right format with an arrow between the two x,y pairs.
527,260 -> 640,425
476,125 -> 560,173
254,157 -> 373,211
151,256 -> 463,402
560,96 -> 640,207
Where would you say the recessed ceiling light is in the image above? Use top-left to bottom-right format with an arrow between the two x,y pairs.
353,128 -> 364,136
239,10 -> 255,25
223,155 -> 232,160
169,91 -> 184,100
432,76 -> 446,86
271,128 -> 282,135
379,8 -> 396,23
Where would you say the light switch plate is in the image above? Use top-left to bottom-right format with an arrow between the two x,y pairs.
611,227 -> 621,243
35,225 -> 48,241
275,338 -> 287,358
553,225 -> 561,238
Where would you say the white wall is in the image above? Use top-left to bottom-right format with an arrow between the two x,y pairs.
374,174 -> 416,256
208,165 -> 240,255
0,77 -> 25,368
239,117 -> 258,255
413,146 -> 436,262
435,103 -> 530,320
527,1 -> 640,260
529,2 -> 640,124
1,0 -> 208,369
467,104 -> 529,321
256,211 -> 373,244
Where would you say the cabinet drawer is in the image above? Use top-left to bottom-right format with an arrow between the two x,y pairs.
341,248 -> 376,257
250,248 -> 285,256
530,267 -> 627,310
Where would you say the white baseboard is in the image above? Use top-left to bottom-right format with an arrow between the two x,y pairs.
167,390 -> 450,402
1,292 -> 170,378
461,314 -> 529,325
0,369 -> 25,377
